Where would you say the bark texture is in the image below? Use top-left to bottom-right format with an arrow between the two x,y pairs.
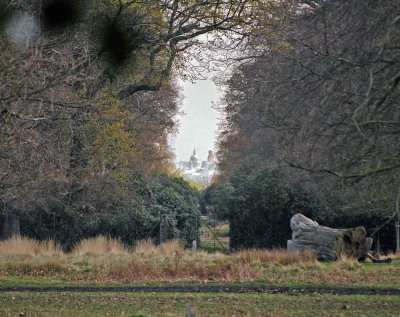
0,214 -> 20,239
287,213 -> 372,261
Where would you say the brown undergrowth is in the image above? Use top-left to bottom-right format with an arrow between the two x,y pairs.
0,236 -> 399,285
107,251 -> 260,282
0,236 -> 63,256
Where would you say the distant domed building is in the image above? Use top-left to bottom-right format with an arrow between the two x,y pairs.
189,149 -> 199,169
177,149 -> 217,182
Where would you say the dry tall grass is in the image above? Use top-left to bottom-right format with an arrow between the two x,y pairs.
72,236 -> 128,256
106,242 -> 318,282
235,249 -> 316,265
0,236 -> 66,275
6,236 -> 397,285
133,238 -> 159,255
335,256 -> 361,270
133,239 -> 184,255
0,236 -> 63,256
159,239 -> 184,255
109,249 -> 261,282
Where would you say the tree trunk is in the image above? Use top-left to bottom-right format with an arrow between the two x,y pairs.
287,213 -> 372,261
0,214 -> 20,239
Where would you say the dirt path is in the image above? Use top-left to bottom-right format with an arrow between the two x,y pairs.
1,285 -> 399,295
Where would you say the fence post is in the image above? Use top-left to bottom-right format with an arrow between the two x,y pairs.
395,221 -> 400,254
192,240 -> 197,253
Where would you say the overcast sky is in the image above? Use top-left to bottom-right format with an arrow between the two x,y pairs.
174,78 -> 219,163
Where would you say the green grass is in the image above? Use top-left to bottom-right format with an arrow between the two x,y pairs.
1,274 -> 400,292
1,236 -> 400,316
0,292 -> 399,316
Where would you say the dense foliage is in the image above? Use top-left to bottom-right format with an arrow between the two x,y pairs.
2,0 -> 399,252
149,175 -> 200,246
2,0 -> 262,244
203,158 -> 396,250
212,0 -> 400,251
200,182 -> 233,220
20,175 -> 199,250
203,159 -> 320,249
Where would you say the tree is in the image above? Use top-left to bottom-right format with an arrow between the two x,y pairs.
200,182 -> 233,220
216,0 -> 400,250
149,174 -> 200,246
218,0 -> 400,208
1,0 -> 285,238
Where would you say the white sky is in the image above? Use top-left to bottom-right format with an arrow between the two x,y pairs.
174,78 -> 219,162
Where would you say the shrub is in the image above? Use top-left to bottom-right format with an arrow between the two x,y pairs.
19,174 -> 200,250
210,158 -> 396,252
227,162 -> 323,250
200,182 -> 234,220
149,175 -> 201,246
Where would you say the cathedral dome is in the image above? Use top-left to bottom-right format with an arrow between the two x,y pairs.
189,149 -> 199,168
190,153 -> 198,162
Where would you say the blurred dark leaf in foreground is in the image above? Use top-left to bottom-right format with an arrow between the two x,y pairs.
102,19 -> 145,67
0,3 -> 14,28
40,0 -> 81,30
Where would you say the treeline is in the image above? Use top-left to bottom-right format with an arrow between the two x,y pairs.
0,1 -> 181,248
1,0 -> 270,248
206,0 -> 400,251
2,0 -> 399,251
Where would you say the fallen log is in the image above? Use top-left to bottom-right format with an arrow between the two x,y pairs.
287,213 -> 376,261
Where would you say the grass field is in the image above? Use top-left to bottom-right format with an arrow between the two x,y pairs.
1,291 -> 400,316
0,236 -> 399,316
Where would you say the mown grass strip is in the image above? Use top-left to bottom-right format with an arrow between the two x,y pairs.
1,291 -> 400,317
0,284 -> 399,295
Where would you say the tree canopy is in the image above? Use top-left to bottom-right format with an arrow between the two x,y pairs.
211,0 -> 400,250
217,0 -> 400,218
1,0 -> 288,244
2,0 -> 399,251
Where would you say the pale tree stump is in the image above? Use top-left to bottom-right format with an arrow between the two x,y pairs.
287,213 -> 373,261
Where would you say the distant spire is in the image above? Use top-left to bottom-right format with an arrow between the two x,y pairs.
193,148 -> 196,155
207,150 -> 215,162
